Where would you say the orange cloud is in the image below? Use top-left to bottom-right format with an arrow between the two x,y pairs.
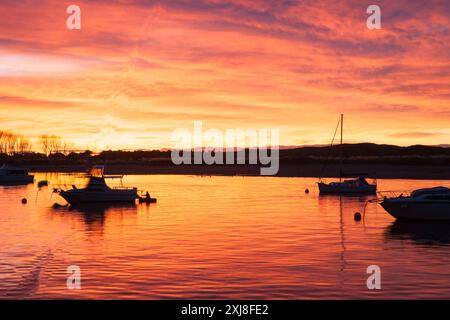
0,0 -> 449,149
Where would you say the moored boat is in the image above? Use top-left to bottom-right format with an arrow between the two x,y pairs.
0,164 -> 34,184
317,114 -> 377,195
318,176 -> 377,194
57,166 -> 138,204
380,187 -> 450,220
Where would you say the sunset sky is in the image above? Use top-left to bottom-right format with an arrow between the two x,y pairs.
0,0 -> 449,150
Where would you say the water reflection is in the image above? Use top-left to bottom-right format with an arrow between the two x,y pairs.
52,203 -> 139,231
2,174 -> 450,299
317,195 -> 372,291
385,220 -> 450,246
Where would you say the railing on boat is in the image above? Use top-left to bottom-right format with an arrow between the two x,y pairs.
112,186 -> 136,190
51,183 -> 137,191
377,190 -> 412,200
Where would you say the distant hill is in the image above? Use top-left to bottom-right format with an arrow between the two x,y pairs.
281,143 -> 450,158
1,143 -> 449,167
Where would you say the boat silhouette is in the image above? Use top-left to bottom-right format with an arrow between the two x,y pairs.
317,114 -> 377,195
0,164 -> 34,185
380,187 -> 450,220
56,166 -> 138,204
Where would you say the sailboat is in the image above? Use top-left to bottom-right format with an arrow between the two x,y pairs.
318,114 -> 377,195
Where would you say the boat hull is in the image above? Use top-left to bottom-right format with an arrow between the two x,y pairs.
381,200 -> 450,221
60,189 -> 138,204
318,183 -> 376,195
0,175 -> 34,184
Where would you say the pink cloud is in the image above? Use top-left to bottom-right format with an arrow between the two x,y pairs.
0,0 -> 449,149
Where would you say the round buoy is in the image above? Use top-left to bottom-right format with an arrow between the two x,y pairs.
354,212 -> 362,221
21,198 -> 27,204
305,188 -> 310,194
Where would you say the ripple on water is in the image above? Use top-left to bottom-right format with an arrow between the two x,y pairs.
0,175 -> 449,299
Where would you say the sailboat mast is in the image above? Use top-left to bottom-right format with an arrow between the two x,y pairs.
340,114 -> 343,182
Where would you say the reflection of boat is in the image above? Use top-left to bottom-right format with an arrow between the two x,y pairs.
68,203 -> 137,226
52,203 -> 138,229
0,164 -> 34,184
318,195 -> 370,289
68,202 -> 137,214
385,220 -> 450,245
57,166 -> 138,204
317,115 -> 377,195
380,187 -> 450,220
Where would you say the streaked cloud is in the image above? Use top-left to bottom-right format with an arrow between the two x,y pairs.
0,0 -> 449,149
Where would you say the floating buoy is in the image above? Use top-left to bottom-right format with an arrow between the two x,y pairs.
354,212 -> 362,221
305,188 -> 310,194
21,198 -> 27,204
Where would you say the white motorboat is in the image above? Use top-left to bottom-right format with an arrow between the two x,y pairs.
380,187 -> 450,220
318,114 -> 377,195
58,166 -> 138,204
0,164 -> 34,184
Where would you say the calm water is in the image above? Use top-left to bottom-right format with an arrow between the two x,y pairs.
0,174 -> 449,299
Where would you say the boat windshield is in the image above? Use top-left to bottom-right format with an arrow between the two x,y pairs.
85,176 -> 109,190
358,177 -> 369,185
411,187 -> 450,198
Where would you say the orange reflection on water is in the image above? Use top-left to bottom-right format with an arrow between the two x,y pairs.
0,174 -> 449,299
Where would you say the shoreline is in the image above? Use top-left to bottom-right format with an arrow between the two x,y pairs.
28,164 -> 450,180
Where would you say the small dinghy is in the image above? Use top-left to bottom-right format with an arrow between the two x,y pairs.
138,191 -> 157,204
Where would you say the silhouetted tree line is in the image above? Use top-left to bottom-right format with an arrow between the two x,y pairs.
0,130 -> 449,166
0,131 -> 32,155
0,131 -> 74,157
